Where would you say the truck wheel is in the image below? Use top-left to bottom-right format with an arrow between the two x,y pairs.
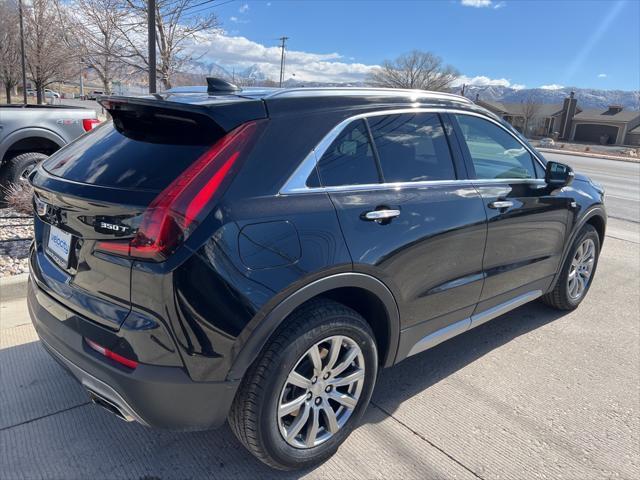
228,299 -> 378,470
542,224 -> 600,310
0,152 -> 47,202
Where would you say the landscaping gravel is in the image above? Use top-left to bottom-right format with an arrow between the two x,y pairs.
0,208 -> 33,277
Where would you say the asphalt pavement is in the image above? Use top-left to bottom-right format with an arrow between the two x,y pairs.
543,151 -> 640,223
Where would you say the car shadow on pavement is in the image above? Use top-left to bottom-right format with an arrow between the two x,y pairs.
371,300 -> 566,414
1,300 -> 567,479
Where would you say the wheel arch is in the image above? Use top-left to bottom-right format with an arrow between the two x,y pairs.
1,128 -> 65,164
226,273 -> 401,382
549,205 -> 607,292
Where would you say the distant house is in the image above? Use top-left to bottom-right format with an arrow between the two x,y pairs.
476,98 -> 575,137
475,92 -> 640,146
570,106 -> 640,145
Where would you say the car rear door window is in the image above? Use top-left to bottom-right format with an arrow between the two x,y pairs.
315,119 -> 380,187
367,113 -> 456,182
454,114 -> 536,180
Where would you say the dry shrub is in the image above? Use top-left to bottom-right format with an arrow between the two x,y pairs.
4,183 -> 34,215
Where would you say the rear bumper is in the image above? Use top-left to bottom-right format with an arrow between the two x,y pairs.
28,279 -> 239,430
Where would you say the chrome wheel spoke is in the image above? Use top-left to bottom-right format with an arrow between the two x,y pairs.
279,393 -> 307,418
305,406 -> 320,447
288,370 -> 311,389
331,347 -> 359,378
324,336 -> 343,372
328,390 -> 358,409
308,344 -> 323,374
286,403 -> 311,441
332,368 -> 364,388
322,402 -> 340,434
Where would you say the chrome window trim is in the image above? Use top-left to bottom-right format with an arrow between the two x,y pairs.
279,107 -> 548,196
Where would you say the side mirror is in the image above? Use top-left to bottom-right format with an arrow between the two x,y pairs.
545,161 -> 574,187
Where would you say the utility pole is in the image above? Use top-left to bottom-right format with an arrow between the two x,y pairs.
148,0 -> 157,93
278,36 -> 288,88
18,0 -> 28,104
79,62 -> 85,98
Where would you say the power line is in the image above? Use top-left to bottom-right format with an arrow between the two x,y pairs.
186,0 -> 236,15
278,36 -> 288,88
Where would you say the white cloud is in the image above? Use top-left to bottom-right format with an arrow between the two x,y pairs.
461,0 -> 493,7
539,84 -> 565,90
454,75 -> 524,89
493,1 -> 506,9
597,73 -> 607,78
186,33 -> 376,83
184,32 -> 525,87
239,3 -> 249,13
229,16 -> 249,24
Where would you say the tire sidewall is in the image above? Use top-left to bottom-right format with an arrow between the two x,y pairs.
257,318 -> 378,469
2,152 -> 47,185
559,226 -> 600,308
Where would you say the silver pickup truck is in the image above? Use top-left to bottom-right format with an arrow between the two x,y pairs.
0,104 -> 99,200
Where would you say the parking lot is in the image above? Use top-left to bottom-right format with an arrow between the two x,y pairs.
1,212 -> 638,478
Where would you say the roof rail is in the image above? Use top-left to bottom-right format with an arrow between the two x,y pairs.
265,87 -> 473,103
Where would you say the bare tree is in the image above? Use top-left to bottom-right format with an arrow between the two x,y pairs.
23,0 -> 77,103
0,0 -> 22,103
67,0 -> 130,94
118,0 -> 220,90
521,95 -> 541,136
368,50 -> 459,92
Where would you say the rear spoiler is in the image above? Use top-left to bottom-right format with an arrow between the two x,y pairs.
98,95 -> 267,133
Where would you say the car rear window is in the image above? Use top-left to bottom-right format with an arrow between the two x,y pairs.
367,113 -> 456,182
315,119 -> 380,187
43,112 -> 224,191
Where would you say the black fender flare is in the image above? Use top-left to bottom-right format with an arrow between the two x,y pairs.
0,127 -> 65,163
549,205 -> 607,291
226,272 -> 400,381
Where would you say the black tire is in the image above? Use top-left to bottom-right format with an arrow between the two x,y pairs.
0,152 -> 47,201
542,224 -> 600,310
228,299 -> 378,471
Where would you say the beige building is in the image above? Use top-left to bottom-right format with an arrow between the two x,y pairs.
476,92 -> 640,146
570,106 -> 640,145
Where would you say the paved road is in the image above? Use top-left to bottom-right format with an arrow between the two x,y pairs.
543,152 -> 640,223
1,232 -> 638,479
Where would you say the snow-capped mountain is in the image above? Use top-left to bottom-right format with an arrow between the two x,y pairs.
461,85 -> 640,111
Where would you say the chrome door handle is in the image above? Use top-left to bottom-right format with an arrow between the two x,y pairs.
363,209 -> 401,221
488,201 -> 513,209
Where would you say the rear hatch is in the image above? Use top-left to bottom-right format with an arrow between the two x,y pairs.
30,95 -> 267,330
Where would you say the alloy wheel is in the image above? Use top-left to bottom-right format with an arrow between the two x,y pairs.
567,238 -> 596,300
277,335 -> 365,449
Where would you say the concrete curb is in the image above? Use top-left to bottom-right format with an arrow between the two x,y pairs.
537,148 -> 639,163
0,273 -> 29,302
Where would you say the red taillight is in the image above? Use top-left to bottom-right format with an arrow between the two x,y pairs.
85,338 -> 138,369
95,119 -> 266,262
82,118 -> 100,132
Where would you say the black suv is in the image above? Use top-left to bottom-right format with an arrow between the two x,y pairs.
28,79 -> 606,470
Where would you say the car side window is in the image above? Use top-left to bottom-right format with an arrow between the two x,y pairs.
315,119 -> 380,187
454,114 -> 536,180
367,113 -> 456,182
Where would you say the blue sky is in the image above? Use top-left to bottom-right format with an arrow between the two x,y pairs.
190,0 -> 640,91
